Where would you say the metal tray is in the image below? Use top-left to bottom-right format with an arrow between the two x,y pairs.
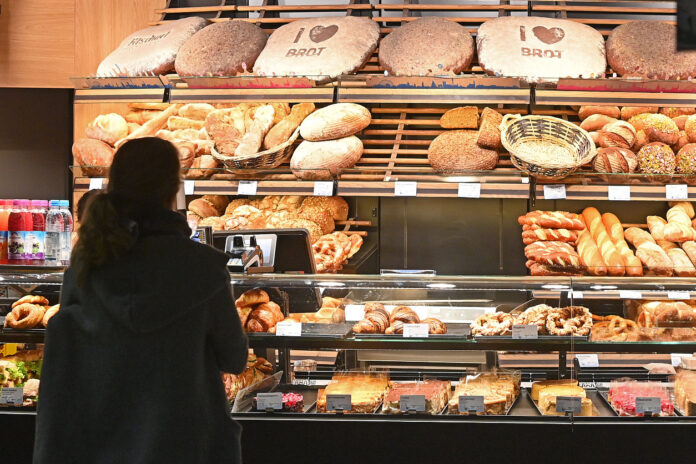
597,389 -> 679,417
445,390 -> 522,416
474,334 -> 588,341
311,400 -> 383,415
529,388 -> 600,417
0,317 -> 46,335
353,323 -> 472,339
247,323 -> 353,339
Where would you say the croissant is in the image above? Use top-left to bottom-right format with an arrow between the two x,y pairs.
257,301 -> 284,323
352,319 -> 379,334
364,302 -> 387,314
422,317 -> 447,335
385,320 -> 405,335
389,306 -> 420,324
365,310 -> 389,333
246,308 -> 277,332
236,289 -> 270,309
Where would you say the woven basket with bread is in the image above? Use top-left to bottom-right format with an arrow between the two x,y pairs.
212,127 -> 300,170
500,114 -> 597,179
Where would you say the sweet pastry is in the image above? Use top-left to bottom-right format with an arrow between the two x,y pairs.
263,103 -> 315,150
637,142 -> 676,174
592,147 -> 638,173
477,107 -> 504,150
235,289 -> 270,309
422,318 -> 447,335
389,306 -> 420,324
538,385 -> 593,416
42,305 -> 60,327
440,106 -> 479,129
609,380 -> 674,416
299,103 -> 371,142
514,304 -> 552,335
449,372 -> 520,415
427,130 -> 498,172
290,136 -> 363,180
383,380 -> 451,414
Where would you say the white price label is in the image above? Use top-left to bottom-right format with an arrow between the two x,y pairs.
512,324 -> 538,340
237,180 -> 258,195
275,321 -> 302,337
326,394 -> 352,412
608,185 -> 631,201
567,291 -> 584,300
666,184 -> 689,200
0,387 -> 23,406
579,381 -> 597,389
619,290 -> 643,300
458,183 -> 481,198
555,396 -> 582,414
400,395 -> 426,412
256,392 -> 283,411
458,395 -> 485,413
403,323 -> 429,338
522,177 -> 530,184
345,306 -> 365,322
183,180 -> 195,195
671,353 -> 691,367
313,181 -> 334,196
635,397 -> 662,415
394,181 -> 418,197
88,178 -> 104,191
667,291 -> 691,300
576,354 -> 599,368
543,184 -> 566,200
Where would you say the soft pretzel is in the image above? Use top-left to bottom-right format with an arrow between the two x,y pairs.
472,312 -> 514,336
546,306 -> 592,336
12,295 -> 49,309
515,304 -> 552,335
5,304 -> 45,329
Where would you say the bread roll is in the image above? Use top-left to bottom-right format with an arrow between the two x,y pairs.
580,114 -> 617,132
673,115 -> 689,132
634,130 -> 649,151
670,201 -> 695,218
264,103 -> 315,150
685,115 -> 696,143
72,138 -> 115,177
201,195 -> 229,215
477,107 -> 503,149
300,103 -> 370,142
188,198 -> 218,218
597,120 -> 636,149
290,136 -> 363,180
592,147 -> 637,173
578,106 -> 620,121
635,242 -> 674,276
178,103 -> 215,121
85,113 -> 128,146
661,107 -> 696,119
428,130 -> 498,172
440,106 -> 479,129
677,144 -> 696,174
637,142 -> 676,174
621,107 -> 658,121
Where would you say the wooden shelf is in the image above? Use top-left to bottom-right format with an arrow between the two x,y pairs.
338,87 -> 529,105
534,182 -> 696,202
74,88 -> 166,104
168,87 -> 335,104
534,89 -> 696,108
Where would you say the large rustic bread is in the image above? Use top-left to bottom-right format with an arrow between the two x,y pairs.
607,21 -> 696,80
290,136 -> 363,179
378,17 -> 474,76
477,107 -> 503,149
299,103 -> 371,141
175,21 -> 267,76
97,17 -> 208,77
428,130 -> 498,172
253,17 -> 379,82
477,17 -> 606,82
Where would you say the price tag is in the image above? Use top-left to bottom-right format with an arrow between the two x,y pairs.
88,178 -> 104,191
0,387 -> 23,406
619,290 -> 643,300
183,180 -> 195,195
458,395 -> 485,413
275,321 -> 302,337
345,306 -> 364,322
671,353 -> 691,367
668,291 -> 691,300
326,394 -> 352,412
543,184 -> 566,200
313,181 -> 334,196
458,183 -> 481,198
403,323 -> 429,338
512,324 -> 538,340
567,291 -> 584,300
522,177 -> 530,184
666,184 -> 689,200
237,180 -> 258,196
608,185 -> 631,201
394,181 -> 418,197
579,381 -> 597,389
256,392 -> 283,411
400,395 -> 426,412
555,396 -> 582,414
635,397 -> 662,415
576,354 -> 599,368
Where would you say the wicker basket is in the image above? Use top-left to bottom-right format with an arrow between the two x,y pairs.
500,114 -> 597,179
211,127 -> 300,170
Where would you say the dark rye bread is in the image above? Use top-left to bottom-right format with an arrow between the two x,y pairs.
97,17 -> 208,77
428,130 -> 498,172
378,17 -> 474,76
607,21 -> 696,80
253,17 -> 379,82
175,21 -> 267,76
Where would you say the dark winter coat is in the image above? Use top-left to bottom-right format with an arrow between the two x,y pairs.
33,209 -> 248,464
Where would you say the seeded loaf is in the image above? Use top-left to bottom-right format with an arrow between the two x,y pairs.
428,130 -> 498,172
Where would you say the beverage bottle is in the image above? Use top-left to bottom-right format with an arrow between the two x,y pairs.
19,200 -> 34,261
31,200 -> 46,262
45,201 -> 63,262
7,200 -> 26,262
0,200 -> 9,261
59,200 -> 74,265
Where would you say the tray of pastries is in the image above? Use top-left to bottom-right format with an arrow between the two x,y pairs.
351,303 -> 458,338
472,304 -> 592,340
381,380 -> 451,415
447,371 -> 521,415
1,295 -> 59,333
316,373 -> 390,414
598,378 -> 676,416
251,391 -> 315,414
675,370 -> 696,416
529,379 -> 598,417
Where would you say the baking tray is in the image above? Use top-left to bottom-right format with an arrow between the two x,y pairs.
474,334 -> 589,341
311,400 -> 384,414
445,390 -> 522,416
247,322 -> 353,339
597,389 -> 679,417
529,388 -> 600,417
353,322 -> 472,339
0,317 -> 46,335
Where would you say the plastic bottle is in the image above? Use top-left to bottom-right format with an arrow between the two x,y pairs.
59,200 -> 74,265
31,200 -> 46,261
45,200 -> 63,262
19,200 -> 34,260
7,200 -> 26,262
0,200 -> 9,261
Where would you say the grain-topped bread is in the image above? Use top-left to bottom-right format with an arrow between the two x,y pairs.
428,130 -> 498,172
253,17 -> 379,82
607,21 -> 696,80
97,17 -> 208,77
477,16 -> 605,82
378,17 -> 474,76
175,21 -> 267,76
300,103 -> 371,141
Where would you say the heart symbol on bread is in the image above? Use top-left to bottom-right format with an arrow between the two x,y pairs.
532,26 -> 565,44
309,25 -> 338,43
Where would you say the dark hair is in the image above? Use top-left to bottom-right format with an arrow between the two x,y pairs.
76,189 -> 100,222
72,137 -> 180,284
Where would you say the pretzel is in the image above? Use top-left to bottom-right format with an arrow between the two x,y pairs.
518,211 -> 585,230
546,306 -> 592,336
472,312 -> 514,336
515,304 -> 552,335
522,228 -> 578,245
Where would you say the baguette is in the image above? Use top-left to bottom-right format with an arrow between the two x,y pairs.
647,216 -> 667,241
582,207 -> 625,276
664,204 -> 696,242
576,227 -> 607,276
682,241 -> 696,266
116,104 -> 180,148
635,242 -> 674,276
263,103 -> 315,150
601,213 -> 642,276
667,248 -> 696,277
624,227 -> 656,247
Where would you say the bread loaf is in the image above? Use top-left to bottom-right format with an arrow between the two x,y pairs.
576,228 -> 607,276
578,106 -> 620,121
299,103 -> 370,141
178,103 -> 215,121
301,196 -> 349,221
677,144 -> 696,174
621,107 -> 658,121
427,130 -> 499,172
685,115 -> 696,143
635,242 -> 674,276
297,205 -> 335,235
378,17 -> 474,76
582,207 -> 625,276
85,114 -> 128,146
477,16 -> 605,82
97,17 -> 208,76
188,198 -> 219,218
290,136 -> 363,180
167,116 -> 205,131
264,103 -> 315,150
667,248 -> 696,277
254,17 -> 380,82
624,227 -> 656,248
72,138 -> 115,177
580,114 -> 616,132
682,241 -> 696,266
602,212 -> 643,276
592,147 -> 637,173
185,155 -> 218,179
661,107 -> 696,119
597,121 -> 636,149
235,105 -> 275,156
477,107 -> 503,149
637,142 -> 676,174
440,106 -> 479,129
647,216 -> 667,241
628,113 -> 679,145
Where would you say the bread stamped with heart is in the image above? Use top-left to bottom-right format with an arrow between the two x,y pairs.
254,16 -> 379,82
477,16 -> 606,82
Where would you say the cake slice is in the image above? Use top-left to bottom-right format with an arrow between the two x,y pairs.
531,379 -> 578,401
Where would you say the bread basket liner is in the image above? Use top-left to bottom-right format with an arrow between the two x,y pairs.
499,114 -> 597,178
210,127 -> 301,170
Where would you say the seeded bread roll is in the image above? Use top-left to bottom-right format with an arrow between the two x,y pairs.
175,21 -> 267,76
677,144 -> 696,175
660,107 -> 696,119
685,115 -> 696,143
477,107 -> 503,149
378,17 -> 474,76
428,130 -> 498,172
607,21 -> 696,79
637,142 -> 676,174
302,196 -> 349,221
628,113 -> 680,145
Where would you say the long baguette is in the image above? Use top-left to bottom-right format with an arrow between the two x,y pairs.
647,216 -> 667,241
601,213 -> 642,276
667,248 -> 696,277
576,226 -> 607,276
582,207 -> 625,276
115,104 -> 180,148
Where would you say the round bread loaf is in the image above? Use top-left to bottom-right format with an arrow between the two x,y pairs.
578,106 -> 620,121
674,115 -> 689,131
427,130 -> 499,172
685,115 -> 696,143
175,21 -> 267,76
290,136 -> 364,180
607,21 -> 696,79
97,17 -> 208,76
301,196 -> 349,221
592,147 -> 637,173
637,142 -> 676,174
85,113 -> 128,146
378,17 -> 474,76
660,107 -> 696,119
188,198 -> 218,219
677,144 -> 696,175
676,131 -> 690,152
597,121 -> 637,149
628,113 -> 679,145
297,205 -> 335,235
72,138 -> 115,177
299,103 -> 371,141
620,106 -> 658,121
